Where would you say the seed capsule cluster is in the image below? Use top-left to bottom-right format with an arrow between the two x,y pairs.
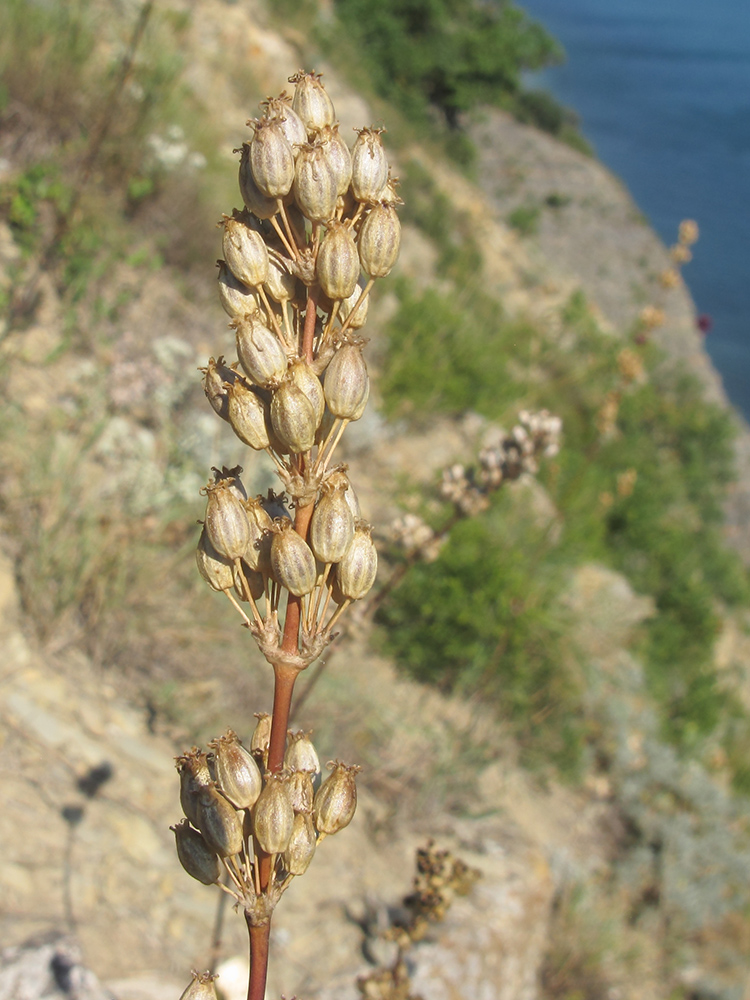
197,70 -> 399,658
197,464 -> 377,646
357,842 -> 482,1000
172,724 -> 359,921
390,409 -> 563,561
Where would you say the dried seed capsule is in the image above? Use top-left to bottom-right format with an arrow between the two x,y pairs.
339,281 -> 369,330
287,769 -> 315,814
261,490 -> 291,521
344,478 -> 362,520
179,971 -> 219,1000
284,731 -> 321,774
336,521 -> 377,599
283,812 -> 317,875
250,117 -> 295,198
176,748 -> 212,828
271,377 -> 319,453
242,497 -> 274,572
317,221 -> 360,300
289,357 -> 325,424
201,356 -> 239,421
197,784 -> 244,857
270,520 -> 317,596
324,342 -> 369,420
217,260 -> 261,320
235,315 -> 288,387
328,468 -> 361,519
217,464 -> 248,501
358,203 -> 401,278
377,171 -> 404,207
262,95 -> 308,150
238,142 -> 278,220
172,819 -> 222,886
313,761 -> 359,835
293,142 -> 338,223
315,407 -> 335,449
233,560 -> 265,604
196,526 -> 234,593
253,774 -> 295,854
209,730 -> 263,810
316,124 -> 352,196
203,479 -> 251,562
226,380 -> 271,451
265,255 -> 298,305
251,713 -> 272,757
222,214 -> 270,288
310,481 -> 355,564
290,70 -> 336,133
351,127 -> 389,203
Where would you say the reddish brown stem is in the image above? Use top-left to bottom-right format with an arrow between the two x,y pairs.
258,499 -> 316,894
302,285 -> 319,364
267,665 -> 297,775
246,917 -> 270,1000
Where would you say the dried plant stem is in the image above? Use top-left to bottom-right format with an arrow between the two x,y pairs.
258,286 -> 293,351
320,418 -> 349,472
315,416 -> 342,467
224,590 -> 253,627
208,884 -> 229,972
278,201 -> 304,256
321,299 -> 341,343
268,663 -> 297,775
248,497 -> 316,994
302,286 -> 319,363
246,917 -> 271,1000
338,277 -> 374,338
271,215 -> 298,261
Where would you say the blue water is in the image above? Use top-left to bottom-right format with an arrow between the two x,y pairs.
521,0 -> 750,416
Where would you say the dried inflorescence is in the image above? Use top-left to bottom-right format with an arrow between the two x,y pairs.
357,842 -> 482,1000
172,725 -> 359,924
635,217 -> 699,341
178,73 -> 396,995
390,409 -> 563,562
401,841 -> 481,939
195,71 -> 400,673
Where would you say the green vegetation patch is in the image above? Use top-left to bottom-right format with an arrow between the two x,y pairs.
378,279 -> 750,781
333,0 -> 562,129
378,489 -> 587,776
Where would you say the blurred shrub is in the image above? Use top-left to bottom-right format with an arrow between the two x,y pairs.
379,282 -> 539,423
398,159 -> 482,281
0,0 -> 225,280
0,0 -> 97,141
333,0 -> 562,128
513,88 -> 593,154
378,489 -> 587,775
515,88 -> 565,134
507,202 -> 541,235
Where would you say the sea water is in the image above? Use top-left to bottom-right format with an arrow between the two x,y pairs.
521,0 -> 750,416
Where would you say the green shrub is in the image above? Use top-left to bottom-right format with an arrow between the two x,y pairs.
378,490 -> 587,775
511,88 -> 591,154
333,0 -> 562,128
379,283 -> 539,422
514,88 -> 566,134
507,203 -> 541,235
